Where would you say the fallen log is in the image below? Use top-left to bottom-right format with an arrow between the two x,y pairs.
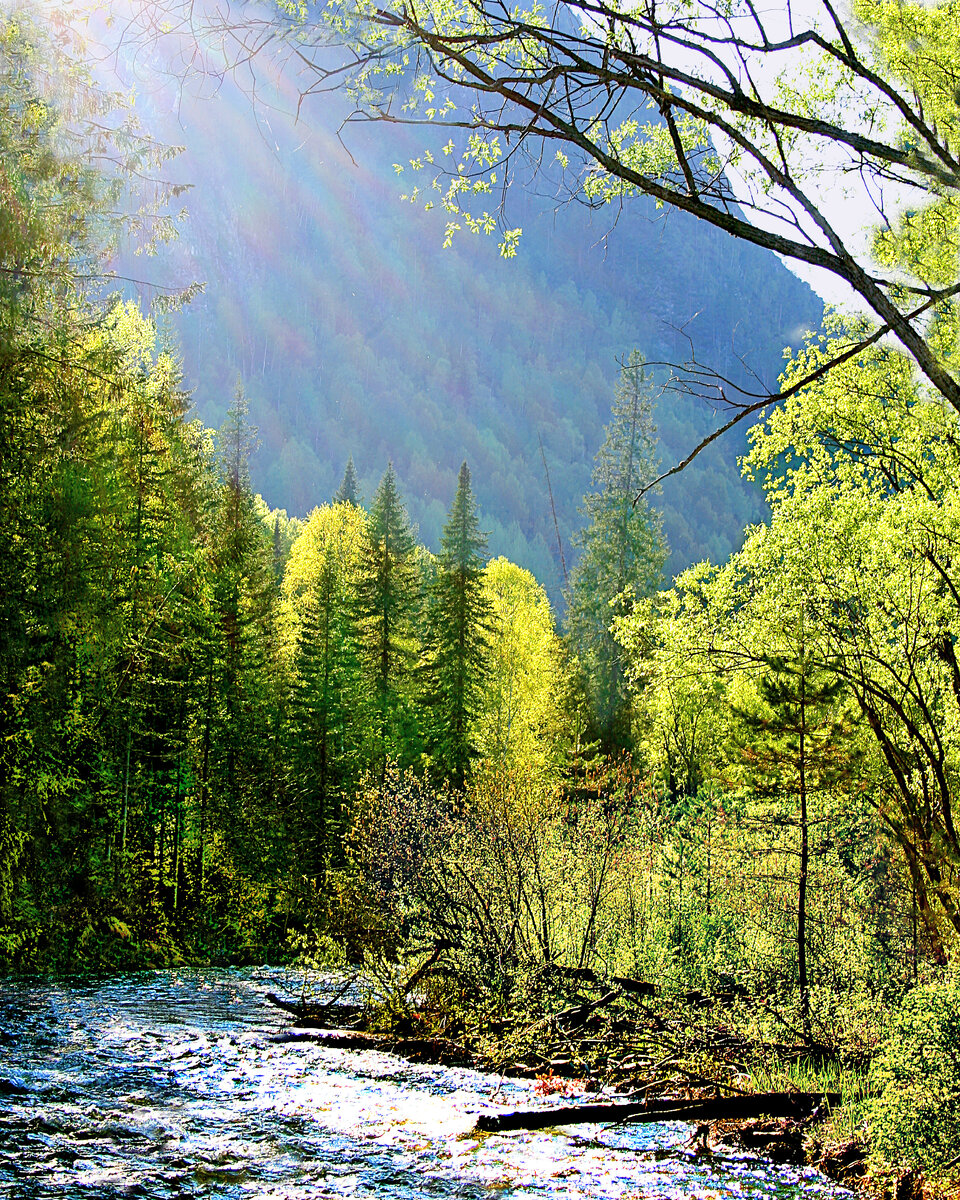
269,1027 -> 473,1067
270,1029 -> 391,1049
552,965 -> 656,997
549,966 -> 750,1007
265,992 -> 365,1028
543,989 -> 621,1031
473,1091 -> 841,1133
265,992 -> 306,1018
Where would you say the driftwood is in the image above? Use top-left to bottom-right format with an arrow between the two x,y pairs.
265,992 -> 365,1028
544,988 -> 622,1031
549,965 -> 745,1009
552,965 -> 656,997
270,1029 -> 391,1049
473,1091 -> 841,1133
269,1027 -> 473,1067
266,992 -> 311,1018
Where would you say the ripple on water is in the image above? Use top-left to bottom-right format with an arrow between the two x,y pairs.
0,969 -> 853,1200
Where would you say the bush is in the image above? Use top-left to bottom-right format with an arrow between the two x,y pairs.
868,978 -> 960,1181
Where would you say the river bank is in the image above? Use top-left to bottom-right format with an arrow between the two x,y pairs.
262,958 -> 960,1200
0,967 -> 856,1200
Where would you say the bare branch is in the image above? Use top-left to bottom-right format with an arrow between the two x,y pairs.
639,289 -> 947,496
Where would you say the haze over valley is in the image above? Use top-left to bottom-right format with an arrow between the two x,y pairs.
127,61 -> 822,598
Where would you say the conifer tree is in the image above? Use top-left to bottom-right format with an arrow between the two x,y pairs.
202,381 -> 282,889
285,503 -> 366,886
101,308 -> 208,891
423,462 -> 490,788
565,351 -> 667,751
272,515 -> 284,583
0,13 -> 199,951
334,456 -> 362,506
729,650 -> 852,1031
355,463 -> 421,772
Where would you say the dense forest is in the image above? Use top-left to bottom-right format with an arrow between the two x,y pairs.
4,1 -> 960,1197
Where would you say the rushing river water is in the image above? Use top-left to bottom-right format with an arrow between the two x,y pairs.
0,969 -> 852,1200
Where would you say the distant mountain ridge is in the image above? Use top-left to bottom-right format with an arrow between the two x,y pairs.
130,71 -> 822,604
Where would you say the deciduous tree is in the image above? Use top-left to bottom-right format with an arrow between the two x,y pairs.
119,0 -> 960,434
479,557 -> 567,783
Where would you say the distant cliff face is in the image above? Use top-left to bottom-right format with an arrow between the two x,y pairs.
131,73 -> 822,603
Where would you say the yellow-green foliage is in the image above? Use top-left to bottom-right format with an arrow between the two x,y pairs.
869,979 -> 960,1182
478,557 -> 567,783
280,501 -> 367,659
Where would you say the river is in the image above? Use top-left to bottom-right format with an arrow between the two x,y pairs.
0,968 -> 852,1199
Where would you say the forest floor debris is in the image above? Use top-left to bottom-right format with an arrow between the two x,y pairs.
265,968 -> 873,1187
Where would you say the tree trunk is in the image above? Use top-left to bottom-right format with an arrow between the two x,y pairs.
474,1091 -> 840,1133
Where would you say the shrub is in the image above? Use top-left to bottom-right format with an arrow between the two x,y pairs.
868,978 -> 960,1181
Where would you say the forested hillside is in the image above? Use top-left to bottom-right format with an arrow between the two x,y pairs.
128,74 -> 821,595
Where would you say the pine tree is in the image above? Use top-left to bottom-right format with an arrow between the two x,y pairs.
355,463 -> 421,773
729,651 -> 852,1032
565,351 -> 667,751
334,456 -> 362,506
423,462 -> 490,788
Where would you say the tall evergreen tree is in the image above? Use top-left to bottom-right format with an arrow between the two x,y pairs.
0,12 -> 186,952
202,381 -> 282,891
355,463 -> 421,773
565,351 -> 667,752
99,307 -> 207,894
334,455 -> 362,506
423,462 -> 490,788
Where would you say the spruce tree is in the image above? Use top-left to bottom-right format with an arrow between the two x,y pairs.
0,16 -> 205,954
334,456 -> 362,506
355,463 -> 421,773
565,351 -> 667,752
286,505 -> 366,886
289,588 -> 354,885
203,382 -> 282,889
423,462 -> 490,788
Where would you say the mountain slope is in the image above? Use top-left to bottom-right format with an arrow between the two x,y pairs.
131,73 -> 822,602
